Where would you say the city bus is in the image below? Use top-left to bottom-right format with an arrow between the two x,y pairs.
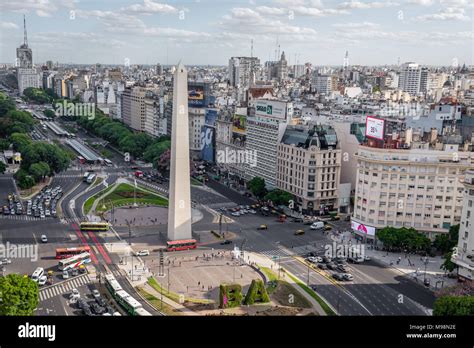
55,246 -> 91,259
86,173 -> 96,184
166,239 -> 197,252
77,156 -> 86,164
104,159 -> 113,167
80,221 -> 109,231
58,252 -> 91,271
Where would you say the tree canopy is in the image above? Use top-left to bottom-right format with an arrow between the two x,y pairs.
376,226 -> 431,253
248,177 -> 267,199
433,296 -> 474,316
0,274 -> 39,315
264,189 -> 293,206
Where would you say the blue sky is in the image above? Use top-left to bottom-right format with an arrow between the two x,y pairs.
0,0 -> 472,66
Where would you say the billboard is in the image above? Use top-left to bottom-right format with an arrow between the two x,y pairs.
188,82 -> 209,107
365,116 -> 385,140
255,100 -> 288,120
200,125 -> 214,163
205,109 -> 217,128
351,220 -> 376,236
232,114 -> 246,134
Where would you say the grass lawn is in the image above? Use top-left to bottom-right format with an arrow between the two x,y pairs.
136,287 -> 180,316
95,183 -> 168,213
83,183 -> 115,215
286,272 -> 336,316
147,277 -> 214,304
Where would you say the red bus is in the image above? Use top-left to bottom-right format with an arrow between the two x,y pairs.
78,156 -> 86,164
55,246 -> 91,259
166,239 -> 197,252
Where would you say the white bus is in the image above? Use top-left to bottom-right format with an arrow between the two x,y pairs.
86,173 -> 96,184
104,159 -> 113,167
83,171 -> 90,182
58,252 -> 91,271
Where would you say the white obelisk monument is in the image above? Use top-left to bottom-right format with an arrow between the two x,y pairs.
167,62 -> 192,241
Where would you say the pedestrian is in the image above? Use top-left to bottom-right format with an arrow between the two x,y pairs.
198,281 -> 200,286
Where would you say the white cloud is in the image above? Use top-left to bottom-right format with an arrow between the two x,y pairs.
440,0 -> 474,8
332,21 -> 380,29
0,0 -> 72,17
120,0 -> 178,14
338,1 -> 400,9
255,6 -> 288,15
0,21 -> 19,29
404,0 -> 434,6
292,6 -> 349,16
414,7 -> 470,21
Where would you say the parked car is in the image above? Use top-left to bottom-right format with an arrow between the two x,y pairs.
38,275 -> 47,286
337,265 -> 348,273
0,258 -> 12,265
342,273 -> 354,281
332,273 -> 345,281
92,289 -> 101,299
317,263 -> 328,270
41,235 -> 48,243
327,263 -> 337,270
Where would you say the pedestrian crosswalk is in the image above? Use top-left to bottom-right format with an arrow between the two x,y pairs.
39,274 -> 91,301
249,243 -> 325,259
135,179 -> 168,195
0,214 -> 55,221
202,205 -> 234,224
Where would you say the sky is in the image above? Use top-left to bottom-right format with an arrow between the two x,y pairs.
0,0 -> 472,66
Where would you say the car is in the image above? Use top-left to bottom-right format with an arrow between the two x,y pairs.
317,263 -> 328,270
324,225 -> 332,231
70,288 -> 80,299
257,224 -> 268,230
0,258 -> 12,265
90,302 -> 106,315
332,273 -> 345,281
294,229 -> 305,235
92,289 -> 101,299
96,297 -> 107,307
337,265 -> 348,273
327,263 -> 337,270
41,235 -> 48,243
10,209 -> 15,215
77,298 -> 89,310
62,270 -> 69,279
136,250 -> 150,257
40,212 -> 45,219
78,265 -> 87,274
342,273 -> 354,281
3,208 -> 10,215
248,209 -> 257,214
307,256 -> 322,264
45,210 -> 51,217
322,256 -> 332,263
292,218 -> 303,223
70,268 -> 79,277
364,256 -> 371,261
27,210 -> 32,216
310,222 -> 325,230
220,239 -> 232,245
231,212 -> 240,217
38,275 -> 47,286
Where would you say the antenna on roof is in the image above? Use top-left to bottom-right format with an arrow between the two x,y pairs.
23,14 -> 28,47
250,39 -> 253,58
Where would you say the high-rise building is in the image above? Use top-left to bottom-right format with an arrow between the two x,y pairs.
16,15 -> 40,95
452,170 -> 474,280
245,99 -> 293,188
277,125 -> 342,215
312,74 -> 336,95
229,57 -> 260,89
156,63 -> 163,76
121,87 -> 147,132
17,68 -> 40,94
398,62 -> 428,96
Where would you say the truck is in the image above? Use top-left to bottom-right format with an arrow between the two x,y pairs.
134,170 -> 143,178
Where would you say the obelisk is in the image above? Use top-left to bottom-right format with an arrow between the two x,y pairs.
167,62 -> 192,241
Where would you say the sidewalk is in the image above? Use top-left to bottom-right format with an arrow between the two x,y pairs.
245,252 -> 328,316
330,231 -> 456,290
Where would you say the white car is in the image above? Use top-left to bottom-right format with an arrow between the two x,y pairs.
364,255 -> 371,261
231,212 -> 240,217
38,275 -> 47,286
62,270 -> 69,279
342,273 -> 354,281
70,288 -> 80,299
92,289 -> 101,299
307,256 -> 323,264
136,250 -> 150,256
41,235 -> 48,243
0,258 -> 12,265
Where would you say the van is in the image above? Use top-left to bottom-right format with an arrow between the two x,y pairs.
31,267 -> 45,282
310,221 -> 325,230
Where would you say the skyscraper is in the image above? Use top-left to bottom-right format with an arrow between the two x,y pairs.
16,15 -> 32,69
167,62 -> 192,241
398,62 -> 428,96
16,15 -> 40,95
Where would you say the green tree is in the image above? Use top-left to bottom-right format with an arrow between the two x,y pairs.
144,140 -> 171,165
14,169 -> 35,189
22,87 -> 52,104
0,274 -> 39,315
43,109 -> 56,119
0,92 -> 16,116
441,251 -> 456,273
0,139 -> 10,151
9,133 -> 32,152
0,161 -> 6,174
264,189 -> 293,206
433,296 -> 474,316
29,161 -> 50,182
248,177 -> 267,199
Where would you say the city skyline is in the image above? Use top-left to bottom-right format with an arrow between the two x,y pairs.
0,0 -> 473,66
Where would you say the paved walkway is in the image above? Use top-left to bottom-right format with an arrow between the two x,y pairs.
330,230 -> 456,290
245,252 -> 327,316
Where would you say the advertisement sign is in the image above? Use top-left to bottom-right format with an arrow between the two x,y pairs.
200,125 -> 214,163
365,116 -> 385,140
205,109 -> 217,128
188,82 -> 209,107
232,114 -> 246,134
351,220 -> 376,236
255,100 -> 287,120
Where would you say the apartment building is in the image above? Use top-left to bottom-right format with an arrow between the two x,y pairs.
276,125 -> 342,215
353,142 -> 474,239
121,87 -> 147,132
452,170 -> 474,280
